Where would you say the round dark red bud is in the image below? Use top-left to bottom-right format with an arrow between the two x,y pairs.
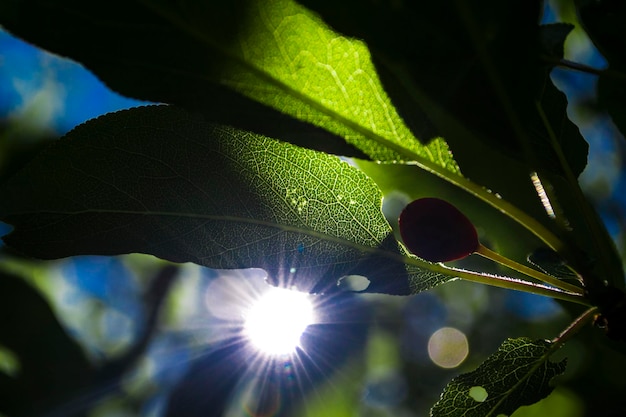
398,197 -> 479,262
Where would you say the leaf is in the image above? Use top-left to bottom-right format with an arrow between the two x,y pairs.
0,269 -> 92,416
0,105 -> 452,295
576,0 -> 626,140
430,338 -> 566,417
538,23 -> 575,61
357,160 -> 552,271
527,248 -> 582,283
575,0 -> 626,68
596,75 -> 626,140
297,0 -> 589,233
298,0 -> 624,289
299,0 -> 587,174
0,0 -> 457,170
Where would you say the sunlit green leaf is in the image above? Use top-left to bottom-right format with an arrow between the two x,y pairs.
431,338 -> 566,417
0,0 -> 458,171
0,105 -> 452,294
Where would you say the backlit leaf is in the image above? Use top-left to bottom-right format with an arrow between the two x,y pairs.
576,0 -> 626,141
0,105 -> 452,295
299,0 -> 588,174
0,0 -> 458,170
431,338 -> 567,417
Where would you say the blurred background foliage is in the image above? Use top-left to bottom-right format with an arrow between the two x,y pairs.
1,0 -> 626,416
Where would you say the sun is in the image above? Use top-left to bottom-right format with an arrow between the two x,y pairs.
243,286 -> 315,356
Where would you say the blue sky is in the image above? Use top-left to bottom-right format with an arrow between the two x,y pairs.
0,29 -> 147,136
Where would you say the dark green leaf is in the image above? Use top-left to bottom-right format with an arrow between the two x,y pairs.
576,0 -> 626,140
575,0 -> 626,68
533,80 -> 588,177
0,105 -> 452,295
539,23 -> 575,61
527,248 -> 582,283
0,269 -> 92,416
431,338 -> 567,417
300,0 -> 619,288
296,3 -> 590,262
0,0 -> 457,168
300,0 -> 587,176
595,73 -> 626,144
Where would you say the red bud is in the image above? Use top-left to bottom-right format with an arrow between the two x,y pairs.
399,198 -> 479,262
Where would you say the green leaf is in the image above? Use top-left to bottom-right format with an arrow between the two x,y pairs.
596,75 -> 626,140
296,1 -> 590,227
0,105 -> 452,295
576,0 -> 626,140
299,0 -> 587,174
527,248 -> 582,283
575,0 -> 626,69
539,23 -> 575,61
430,338 -> 567,417
0,0 -> 457,170
298,0 -> 626,289
357,161 -> 552,271
0,269 -> 93,416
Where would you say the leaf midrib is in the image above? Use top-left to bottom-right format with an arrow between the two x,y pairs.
484,340 -> 558,417
13,207 -> 416,262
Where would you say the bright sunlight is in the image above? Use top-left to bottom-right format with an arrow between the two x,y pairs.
244,286 -> 315,356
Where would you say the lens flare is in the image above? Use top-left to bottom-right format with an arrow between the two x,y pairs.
427,327 -> 469,369
244,287 -> 315,356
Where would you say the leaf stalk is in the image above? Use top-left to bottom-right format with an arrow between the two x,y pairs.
401,257 -> 591,306
552,306 -> 599,345
475,243 -> 585,294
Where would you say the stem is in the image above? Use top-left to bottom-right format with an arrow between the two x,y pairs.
444,266 -> 590,306
551,306 -> 599,345
549,57 -> 603,76
402,257 -> 591,306
544,57 -> 626,81
475,244 -> 585,295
